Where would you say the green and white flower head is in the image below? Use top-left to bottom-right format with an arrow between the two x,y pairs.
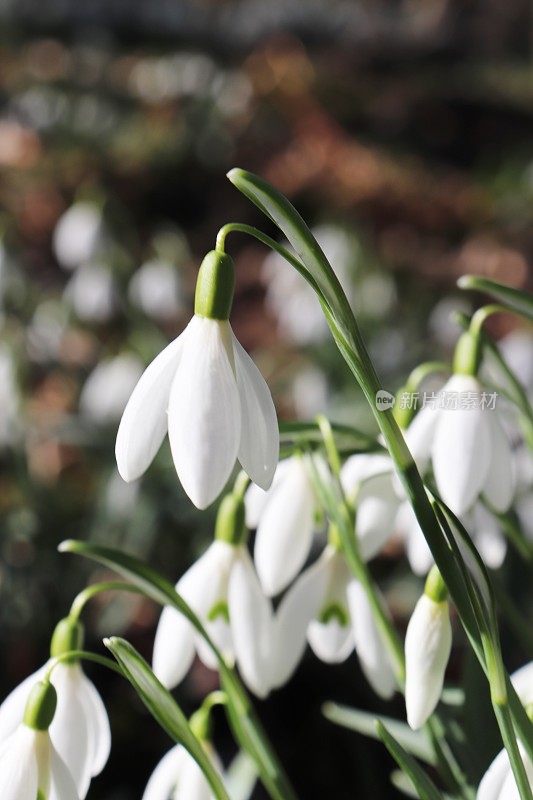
152,491 -> 274,698
0,617 -> 110,799
116,250 -> 279,509
404,567 -> 452,730
477,661 -> 533,800
0,679 -> 80,800
270,539 -> 396,699
245,454 -> 321,597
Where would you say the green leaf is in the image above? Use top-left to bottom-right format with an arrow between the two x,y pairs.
457,275 -> 533,321
323,703 -> 435,765
104,637 -> 231,800
377,722 -> 445,800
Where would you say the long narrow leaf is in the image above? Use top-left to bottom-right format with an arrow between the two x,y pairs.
457,275 -> 533,321
377,722 -> 445,800
105,637 -> 230,800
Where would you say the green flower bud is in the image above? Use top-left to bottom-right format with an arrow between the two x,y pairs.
453,331 -> 481,377
424,566 -> 448,604
189,706 -> 212,742
214,492 -> 246,545
23,681 -> 57,731
393,383 -> 414,429
50,617 -> 84,663
194,250 -> 235,320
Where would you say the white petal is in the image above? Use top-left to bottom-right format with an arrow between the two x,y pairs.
228,550 -> 274,698
50,745 -> 80,800
0,664 -> 47,742
405,595 -> 452,729
244,459 -> 293,528
232,333 -> 279,490
142,745 -> 186,800
499,751 -> 533,800
404,404 -> 440,468
483,413 -> 515,513
340,453 -> 393,497
254,457 -> 315,596
49,665 -> 92,798
477,748 -> 511,800
471,505 -> 507,570
355,474 -> 399,561
168,317 -> 241,509
347,581 -> 396,699
175,749 -> 216,800
396,502 -> 434,576
308,551 -> 354,663
432,377 -> 491,515
510,662 -> 533,707
270,553 -> 330,688
308,618 -> 354,664
0,727 -> 38,800
77,673 -> 111,776
115,330 -> 187,482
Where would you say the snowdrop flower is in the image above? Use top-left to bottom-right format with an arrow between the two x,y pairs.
64,262 -> 117,323
405,567 -> 452,729
0,679 -> 80,800
142,743 -> 222,800
245,454 -> 320,596
129,258 -> 184,321
0,617 -> 110,798
79,354 -> 144,424
477,662 -> 533,800
53,200 -> 104,271
116,250 -> 279,509
0,344 -> 20,447
153,491 -> 274,697
270,541 -> 396,699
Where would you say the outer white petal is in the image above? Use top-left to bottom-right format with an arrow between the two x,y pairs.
50,745 -> 80,800
404,404 -> 440,468
499,750 -> 533,800
142,745 -> 186,800
0,664 -> 47,742
77,673 -> 111,776
347,581 -> 396,699
396,501 -> 434,576
49,665 -> 92,798
232,333 -> 279,490
254,457 -> 315,596
175,749 -> 217,800
511,661 -> 533,707
244,459 -> 293,528
0,726 -> 38,800
405,595 -> 452,729
477,748 -> 512,800
308,551 -> 354,664
228,549 -> 274,698
168,317 -> 241,509
340,453 -> 393,497
482,412 -> 515,513
270,552 -> 330,688
432,376 -> 491,515
115,330 -> 187,482
471,504 -> 507,570
356,474 -> 399,561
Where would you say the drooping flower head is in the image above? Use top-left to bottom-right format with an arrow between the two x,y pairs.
116,249 -> 279,509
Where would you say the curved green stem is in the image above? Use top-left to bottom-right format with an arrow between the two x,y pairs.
45,650 -> 123,679
70,581 -> 145,622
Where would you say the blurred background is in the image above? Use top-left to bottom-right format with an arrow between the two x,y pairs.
0,0 -> 532,797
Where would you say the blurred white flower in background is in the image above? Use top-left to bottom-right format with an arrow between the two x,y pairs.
64,262 -> 117,323
0,344 -> 20,447
291,366 -> 329,419
129,259 -> 184,321
428,296 -> 472,348
53,200 -> 105,271
26,299 -> 69,362
79,354 -> 144,424
142,742 -> 223,800
498,330 -> 533,392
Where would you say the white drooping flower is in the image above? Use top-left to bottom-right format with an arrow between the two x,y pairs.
152,540 -> 274,698
245,455 -> 320,596
0,622 -> 110,799
64,262 -> 117,323
129,258 -> 184,321
0,680 -> 80,800
405,373 -> 515,516
270,545 -> 396,699
53,200 -> 104,271
142,742 -> 223,800
79,354 -> 144,424
404,571 -> 452,730
477,661 -> 533,800
116,250 -> 279,510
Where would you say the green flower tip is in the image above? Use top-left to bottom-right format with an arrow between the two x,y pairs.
189,707 -> 212,742
424,566 -> 449,604
50,617 -> 84,662
453,330 -> 481,376
215,492 -> 246,545
457,275 -> 473,290
226,167 -> 246,185
23,681 -> 57,731
194,250 -> 235,320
